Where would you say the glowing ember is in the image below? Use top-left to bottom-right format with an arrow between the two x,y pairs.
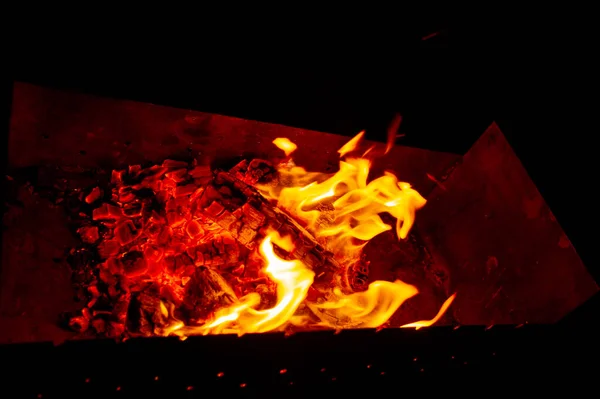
65,131 -> 455,338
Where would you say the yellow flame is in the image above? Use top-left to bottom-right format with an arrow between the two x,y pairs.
258,134 -> 452,330
258,138 -> 427,258
273,137 -> 298,156
159,132 -> 454,337
173,231 -> 314,336
309,280 -> 419,328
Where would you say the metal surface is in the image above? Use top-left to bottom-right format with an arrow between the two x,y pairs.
7,83 -> 459,193
416,123 -> 598,324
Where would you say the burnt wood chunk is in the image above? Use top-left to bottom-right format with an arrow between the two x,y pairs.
183,267 -> 238,321
193,168 -> 353,293
230,159 -> 278,185
127,285 -> 166,336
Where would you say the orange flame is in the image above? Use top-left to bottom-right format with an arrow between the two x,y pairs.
400,293 -> 457,330
259,132 -> 454,331
258,131 -> 427,258
161,131 -> 454,337
338,130 -> 365,157
385,113 -> 402,155
309,280 -> 419,328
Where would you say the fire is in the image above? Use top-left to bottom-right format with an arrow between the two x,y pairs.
272,137 -> 297,157
263,132 -> 454,330
400,293 -> 457,330
263,132 -> 427,260
66,128 -> 455,339
338,130 -> 365,157
309,281 -> 419,329
174,133 -> 452,335
179,231 -> 314,336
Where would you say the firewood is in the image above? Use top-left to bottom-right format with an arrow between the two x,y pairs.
194,169 -> 351,294
183,266 -> 238,321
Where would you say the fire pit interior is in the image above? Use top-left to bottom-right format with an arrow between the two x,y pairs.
66,131 -> 459,338
1,83 -> 596,346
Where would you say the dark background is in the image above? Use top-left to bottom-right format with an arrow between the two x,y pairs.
3,19 -> 598,395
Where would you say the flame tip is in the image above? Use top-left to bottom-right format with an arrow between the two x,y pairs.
273,137 -> 298,156
337,131 -> 366,157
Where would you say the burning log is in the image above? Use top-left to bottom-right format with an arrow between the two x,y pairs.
193,167 -> 354,294
183,267 -> 238,321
